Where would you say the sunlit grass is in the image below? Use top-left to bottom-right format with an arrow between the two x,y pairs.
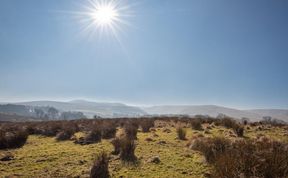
0,124 -> 287,177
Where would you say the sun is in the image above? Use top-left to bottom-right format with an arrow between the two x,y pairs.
72,0 -> 133,41
91,5 -> 119,26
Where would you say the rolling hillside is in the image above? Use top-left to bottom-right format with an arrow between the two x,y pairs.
0,100 -> 287,122
16,100 -> 147,118
143,105 -> 288,122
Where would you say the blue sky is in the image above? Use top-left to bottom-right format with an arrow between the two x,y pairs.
0,0 -> 288,109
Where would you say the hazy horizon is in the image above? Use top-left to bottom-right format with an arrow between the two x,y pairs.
1,0 -> 288,109
1,98 -> 287,110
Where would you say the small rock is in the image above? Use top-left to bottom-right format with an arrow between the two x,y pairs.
148,156 -> 160,164
256,126 -> 263,131
35,158 -> 47,163
157,140 -> 167,145
163,128 -> 171,133
181,171 -> 187,174
70,135 -> 77,141
152,133 -> 159,137
78,160 -> 86,165
145,137 -> 153,142
195,133 -> 204,138
206,126 -> 212,130
204,172 -> 212,178
204,129 -> 211,134
0,152 -> 14,161
183,153 -> 192,158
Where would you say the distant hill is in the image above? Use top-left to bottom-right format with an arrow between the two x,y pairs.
0,104 -> 86,120
0,112 -> 40,122
0,104 -> 34,117
16,100 -> 147,118
1,100 -> 287,122
246,109 -> 288,121
143,105 -> 288,122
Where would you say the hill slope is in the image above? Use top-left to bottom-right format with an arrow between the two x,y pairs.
16,100 -> 147,118
1,100 -> 287,122
143,105 -> 288,122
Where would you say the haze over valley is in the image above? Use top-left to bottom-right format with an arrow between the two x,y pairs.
1,100 -> 287,122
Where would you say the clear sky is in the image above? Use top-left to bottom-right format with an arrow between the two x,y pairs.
0,0 -> 288,109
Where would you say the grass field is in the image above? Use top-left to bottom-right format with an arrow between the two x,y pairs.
1,119 -> 287,178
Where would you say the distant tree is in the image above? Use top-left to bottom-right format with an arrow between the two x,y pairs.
43,114 -> 49,120
94,115 -> 102,119
60,111 -> 86,120
241,118 -> 250,125
216,113 -> 227,119
262,116 -> 272,123
47,107 -> 59,119
261,116 -> 286,126
34,108 -> 44,118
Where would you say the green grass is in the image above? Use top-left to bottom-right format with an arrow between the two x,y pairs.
0,124 -> 287,178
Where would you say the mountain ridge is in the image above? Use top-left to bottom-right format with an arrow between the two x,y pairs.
14,100 -> 146,118
0,100 -> 287,122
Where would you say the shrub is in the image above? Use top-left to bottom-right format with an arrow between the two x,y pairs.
176,127 -> 186,140
242,118 -> 249,125
191,137 -> 230,163
191,119 -> 203,131
101,124 -> 116,139
256,141 -> 288,178
111,137 -> 121,155
75,128 -> 102,145
85,129 -> 102,143
124,124 -> 138,140
233,124 -> 244,137
191,137 -> 288,178
33,122 -> 62,137
90,152 -> 110,178
140,119 -> 154,132
119,137 -> 137,162
213,140 -> 258,178
216,117 -> 244,137
25,124 -> 37,135
63,122 -> 79,133
0,130 -> 28,149
220,117 -> 237,129
213,140 -> 288,178
55,130 -> 73,141
33,127 -> 56,137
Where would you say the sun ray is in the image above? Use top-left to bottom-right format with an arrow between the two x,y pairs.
64,0 -> 134,41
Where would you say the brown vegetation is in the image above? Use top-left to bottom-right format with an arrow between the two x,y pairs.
176,126 -> 186,140
119,136 -> 137,162
191,119 -> 203,131
90,152 -> 110,178
0,129 -> 28,149
139,119 -> 155,132
190,137 -> 288,178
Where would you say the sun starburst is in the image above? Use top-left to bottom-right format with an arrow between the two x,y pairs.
73,0 -> 133,41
